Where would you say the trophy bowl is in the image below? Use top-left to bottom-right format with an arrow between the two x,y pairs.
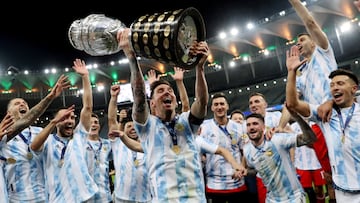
129,7 -> 206,69
68,7 -> 206,69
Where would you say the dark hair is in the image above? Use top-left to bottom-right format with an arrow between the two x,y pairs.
249,92 -> 266,100
230,109 -> 244,119
121,117 -> 133,125
297,33 -> 311,39
212,92 -> 227,101
246,113 -> 264,123
91,113 -> 99,119
329,69 -> 359,85
150,79 -> 172,99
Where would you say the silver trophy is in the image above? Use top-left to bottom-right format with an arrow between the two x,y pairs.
68,14 -> 126,56
68,7 -> 206,69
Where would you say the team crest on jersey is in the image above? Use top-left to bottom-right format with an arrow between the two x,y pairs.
55,144 -> 62,150
175,123 -> 184,132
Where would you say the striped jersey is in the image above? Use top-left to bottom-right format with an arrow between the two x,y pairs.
0,135 -> 8,203
264,111 -> 282,129
200,119 -> 246,190
243,133 -> 305,202
111,138 -> 151,202
1,126 -> 46,202
195,136 -> 218,155
291,122 -> 322,170
40,123 -> 98,203
296,43 -> 337,104
84,138 -> 113,203
310,103 -> 360,191
134,111 -> 206,203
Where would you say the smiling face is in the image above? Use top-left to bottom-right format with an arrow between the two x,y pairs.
246,116 -> 265,145
150,83 -> 177,119
330,75 -> 358,108
211,97 -> 229,119
89,116 -> 100,137
296,34 -> 315,59
56,109 -> 76,138
7,98 -> 30,121
249,95 -> 267,116
124,121 -> 138,140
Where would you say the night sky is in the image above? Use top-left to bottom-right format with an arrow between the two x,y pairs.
0,0 -> 290,71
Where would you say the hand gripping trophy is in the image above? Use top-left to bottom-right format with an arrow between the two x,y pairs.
68,7 -> 206,69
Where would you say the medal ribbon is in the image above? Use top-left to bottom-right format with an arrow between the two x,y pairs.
87,140 -> 103,161
18,127 -> 32,154
164,116 -> 178,146
255,138 -> 267,153
0,156 -> 6,162
132,151 -> 137,162
335,103 -> 355,142
53,134 -> 69,161
214,119 -> 233,142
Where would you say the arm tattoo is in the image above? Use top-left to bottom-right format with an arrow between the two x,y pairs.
11,96 -> 53,138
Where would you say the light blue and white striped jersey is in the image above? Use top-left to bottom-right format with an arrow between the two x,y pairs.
291,122 -> 322,170
0,126 -> 46,202
243,133 -> 305,203
134,111 -> 206,203
195,136 -> 218,155
111,137 -> 151,202
0,135 -> 8,203
84,138 -> 112,203
264,111 -> 282,129
246,111 -> 282,179
199,119 -> 246,190
40,123 -> 98,203
310,103 -> 360,191
296,44 -> 337,104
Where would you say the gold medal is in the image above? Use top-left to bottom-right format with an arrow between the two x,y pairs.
231,139 -> 237,145
172,145 -> 181,154
58,159 -> 64,168
96,159 -> 100,165
265,151 -> 273,156
341,134 -> 345,143
7,158 -> 16,164
134,159 -> 139,167
27,152 -> 33,160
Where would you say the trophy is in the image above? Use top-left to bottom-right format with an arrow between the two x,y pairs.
68,7 -> 206,69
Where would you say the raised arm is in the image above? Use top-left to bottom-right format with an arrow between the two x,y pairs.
7,75 -> 70,141
31,105 -> 75,151
118,109 -> 128,131
289,0 -> 328,49
117,28 -> 149,124
285,45 -> 311,117
170,67 -> 190,112
146,69 -> 160,86
108,85 -> 121,131
190,41 -> 210,119
72,59 -> 92,131
0,113 -> 14,140
289,109 -> 317,147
